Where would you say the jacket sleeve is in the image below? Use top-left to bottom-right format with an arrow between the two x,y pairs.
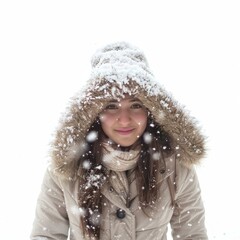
30,169 -> 69,240
170,165 -> 208,240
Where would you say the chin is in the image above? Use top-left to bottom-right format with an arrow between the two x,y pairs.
117,139 -> 140,148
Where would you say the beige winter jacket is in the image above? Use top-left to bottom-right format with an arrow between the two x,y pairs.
31,42 -> 208,239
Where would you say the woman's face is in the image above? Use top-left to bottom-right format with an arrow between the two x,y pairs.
100,97 -> 148,147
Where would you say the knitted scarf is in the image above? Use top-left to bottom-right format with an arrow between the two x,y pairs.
102,143 -> 140,206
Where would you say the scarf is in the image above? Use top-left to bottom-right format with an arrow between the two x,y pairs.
102,142 -> 140,206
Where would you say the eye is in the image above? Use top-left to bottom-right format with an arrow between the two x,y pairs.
105,103 -> 118,110
131,103 -> 143,109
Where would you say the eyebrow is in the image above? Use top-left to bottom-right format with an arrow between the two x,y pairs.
130,98 -> 141,102
108,98 -> 141,103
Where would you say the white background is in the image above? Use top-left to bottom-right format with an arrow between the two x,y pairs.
0,0 -> 240,239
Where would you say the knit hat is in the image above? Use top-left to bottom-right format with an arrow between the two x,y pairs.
85,41 -> 161,100
91,41 -> 149,68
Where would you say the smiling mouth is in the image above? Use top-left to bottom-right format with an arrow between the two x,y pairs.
115,129 -> 134,135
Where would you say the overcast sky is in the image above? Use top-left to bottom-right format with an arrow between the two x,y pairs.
0,1 -> 240,239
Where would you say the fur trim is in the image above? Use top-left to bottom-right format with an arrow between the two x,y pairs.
50,42 -> 206,179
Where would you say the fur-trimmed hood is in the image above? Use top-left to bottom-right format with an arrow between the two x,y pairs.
50,42 -> 206,179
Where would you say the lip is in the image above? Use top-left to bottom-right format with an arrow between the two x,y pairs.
115,128 -> 134,135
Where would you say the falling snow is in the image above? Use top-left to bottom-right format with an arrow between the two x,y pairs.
70,205 -> 86,217
82,160 -> 91,170
143,132 -> 152,144
86,131 -> 98,143
152,152 -> 161,160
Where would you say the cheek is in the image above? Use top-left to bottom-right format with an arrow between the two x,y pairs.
99,114 -> 114,128
136,113 -> 148,127
139,120 -> 147,132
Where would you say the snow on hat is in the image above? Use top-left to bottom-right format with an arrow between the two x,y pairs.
91,41 -> 149,69
87,41 -> 161,99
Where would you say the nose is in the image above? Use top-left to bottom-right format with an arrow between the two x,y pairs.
117,109 -> 131,125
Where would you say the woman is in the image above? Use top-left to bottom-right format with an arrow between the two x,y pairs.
31,42 -> 208,239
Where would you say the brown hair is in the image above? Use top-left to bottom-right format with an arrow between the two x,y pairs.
78,115 -> 174,239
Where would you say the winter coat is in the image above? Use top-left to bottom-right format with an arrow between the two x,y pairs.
31,42 -> 208,240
